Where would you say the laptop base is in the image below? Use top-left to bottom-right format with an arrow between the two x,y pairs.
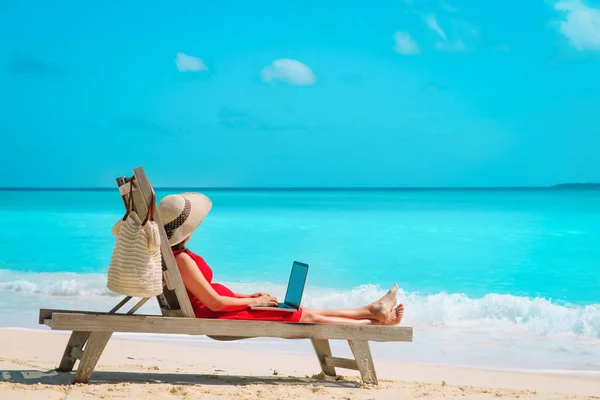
250,303 -> 299,312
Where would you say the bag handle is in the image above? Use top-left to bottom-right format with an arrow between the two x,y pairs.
122,177 -> 156,226
142,188 -> 156,226
122,178 -> 137,221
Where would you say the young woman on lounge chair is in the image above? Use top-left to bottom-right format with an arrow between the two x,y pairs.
157,193 -> 404,325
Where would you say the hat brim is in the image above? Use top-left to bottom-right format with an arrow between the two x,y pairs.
167,192 -> 212,246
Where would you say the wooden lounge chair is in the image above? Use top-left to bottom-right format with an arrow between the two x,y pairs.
39,166 -> 413,385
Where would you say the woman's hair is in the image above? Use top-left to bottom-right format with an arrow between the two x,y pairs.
171,236 -> 189,251
172,241 -> 186,251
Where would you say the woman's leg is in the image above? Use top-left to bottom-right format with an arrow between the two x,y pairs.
300,306 -> 404,325
307,307 -> 374,320
300,311 -> 374,325
308,284 -> 400,322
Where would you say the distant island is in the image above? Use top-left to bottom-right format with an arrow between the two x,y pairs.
552,183 -> 600,189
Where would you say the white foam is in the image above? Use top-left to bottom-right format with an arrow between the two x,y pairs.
1,270 -> 599,339
0,270 -> 116,297
401,291 -> 600,339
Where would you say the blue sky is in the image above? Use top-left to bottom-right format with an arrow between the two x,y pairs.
0,0 -> 599,187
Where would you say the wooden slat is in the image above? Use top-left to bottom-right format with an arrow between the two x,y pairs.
163,270 -> 175,290
324,355 -> 359,371
74,332 -> 113,384
132,167 -> 196,319
70,346 -> 83,360
348,340 -> 378,385
40,309 -> 159,324
115,176 -> 132,209
311,339 -> 336,376
57,331 -> 90,372
109,296 -> 133,314
159,308 -> 182,317
117,183 -> 131,196
47,313 -> 414,342
127,298 -> 150,315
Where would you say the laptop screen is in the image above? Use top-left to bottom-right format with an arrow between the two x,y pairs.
284,261 -> 309,309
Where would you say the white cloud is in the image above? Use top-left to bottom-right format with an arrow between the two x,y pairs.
394,32 -> 420,55
554,0 -> 600,51
174,52 -> 207,72
425,15 -> 448,41
436,40 -> 466,51
260,59 -> 316,86
440,0 -> 458,13
424,14 -> 470,52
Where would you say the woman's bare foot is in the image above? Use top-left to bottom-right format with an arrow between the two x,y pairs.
367,284 -> 398,323
383,304 -> 404,326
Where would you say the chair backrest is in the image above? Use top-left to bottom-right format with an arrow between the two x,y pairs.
115,166 -> 195,318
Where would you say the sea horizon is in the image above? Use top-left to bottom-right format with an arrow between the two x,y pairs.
1,183 -> 599,192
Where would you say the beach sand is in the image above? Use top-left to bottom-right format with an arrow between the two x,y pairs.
0,329 -> 598,400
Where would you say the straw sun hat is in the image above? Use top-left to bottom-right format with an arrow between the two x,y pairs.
157,193 -> 212,246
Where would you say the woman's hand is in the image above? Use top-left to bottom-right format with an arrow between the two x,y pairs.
234,292 -> 273,299
249,292 -> 269,298
251,294 -> 279,307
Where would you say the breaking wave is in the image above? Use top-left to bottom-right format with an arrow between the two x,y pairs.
1,270 -> 598,339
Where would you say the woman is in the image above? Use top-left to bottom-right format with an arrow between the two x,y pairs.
157,192 -> 404,325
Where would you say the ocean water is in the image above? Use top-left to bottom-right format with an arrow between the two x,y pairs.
1,189 -> 599,373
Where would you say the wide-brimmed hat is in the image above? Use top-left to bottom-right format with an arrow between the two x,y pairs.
157,193 -> 212,246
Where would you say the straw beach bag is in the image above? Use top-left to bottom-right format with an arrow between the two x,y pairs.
107,179 -> 163,298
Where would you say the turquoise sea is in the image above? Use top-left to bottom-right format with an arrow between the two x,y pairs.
1,189 -> 599,373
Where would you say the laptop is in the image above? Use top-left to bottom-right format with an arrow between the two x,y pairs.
250,261 -> 309,312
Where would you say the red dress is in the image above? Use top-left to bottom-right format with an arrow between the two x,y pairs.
173,249 -> 303,322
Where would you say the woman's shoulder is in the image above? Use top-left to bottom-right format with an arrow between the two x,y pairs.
173,249 -> 205,263
173,250 -> 199,272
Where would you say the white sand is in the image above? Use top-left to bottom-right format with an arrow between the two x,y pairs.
0,328 -> 598,399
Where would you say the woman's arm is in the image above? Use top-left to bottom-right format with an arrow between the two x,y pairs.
175,253 -> 277,312
233,292 -> 269,299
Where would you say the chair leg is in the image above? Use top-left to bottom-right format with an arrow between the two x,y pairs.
348,340 -> 378,385
311,339 -> 336,377
58,331 -> 91,372
74,332 -> 113,384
